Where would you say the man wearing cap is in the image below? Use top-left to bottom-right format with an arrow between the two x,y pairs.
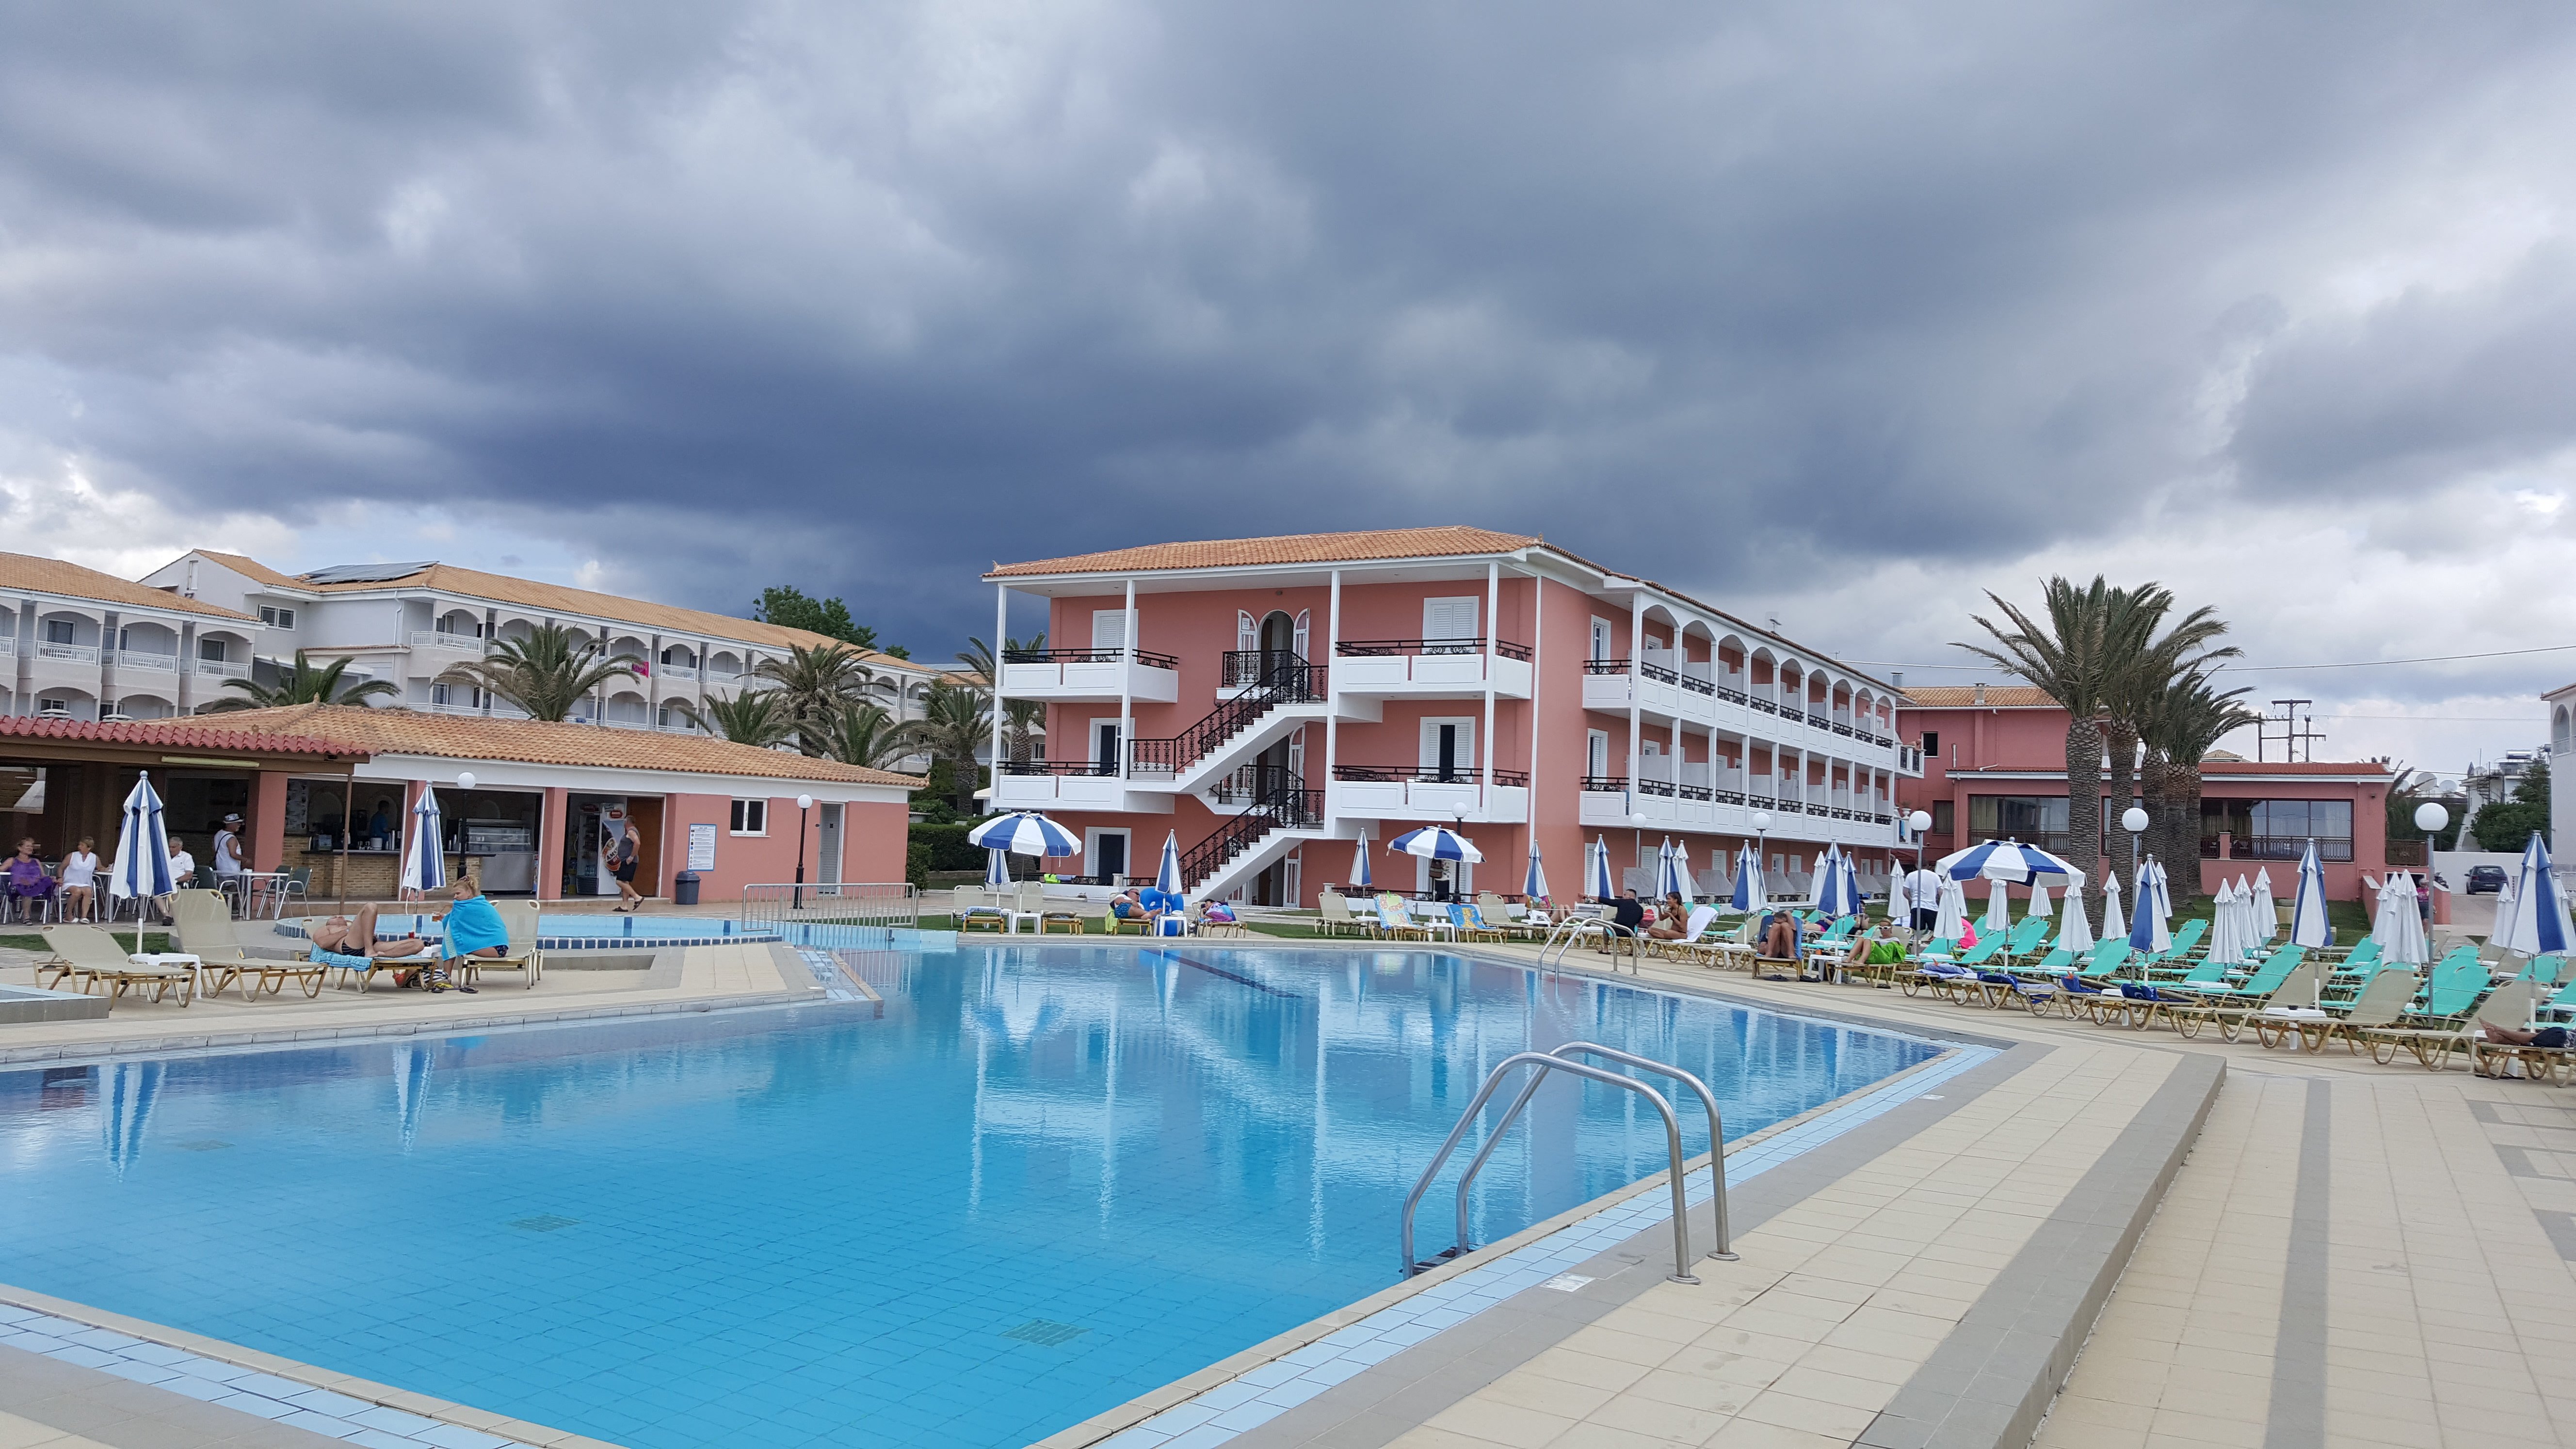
211,812 -> 246,890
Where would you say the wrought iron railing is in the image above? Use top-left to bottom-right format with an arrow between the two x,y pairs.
1677,784 -> 1713,802
1131,657 -> 1322,776
1679,673 -> 1715,696
1638,660 -> 1680,684
1004,645 -> 1180,670
1716,685 -> 1748,706
1331,764 -> 1531,787
1831,722 -> 1855,738
1581,658 -> 1630,675
1335,637 -> 1533,661
1180,766 -> 1322,888
1715,789 -> 1746,805
1749,697 -> 1778,714
1636,778 -> 1678,797
1220,649 -> 1313,688
1579,774 -> 1628,793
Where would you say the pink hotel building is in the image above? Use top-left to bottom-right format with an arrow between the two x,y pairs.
983,527 -> 1925,906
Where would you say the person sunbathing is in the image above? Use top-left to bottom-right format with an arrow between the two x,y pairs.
1646,893 -> 1691,942
2477,1022 -> 2571,1049
309,903 -> 434,959
432,878 -> 510,963
1755,910 -> 1801,962
1110,888 -> 1165,930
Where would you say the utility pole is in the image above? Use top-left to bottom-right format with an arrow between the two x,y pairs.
2259,699 -> 2326,763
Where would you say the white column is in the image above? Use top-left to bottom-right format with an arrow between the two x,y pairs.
1525,567 -> 1545,813
990,584 -> 1009,790
1626,592 -> 1644,789
1481,561 -> 1498,808
1325,569 -> 1342,821
1117,578 -> 1137,779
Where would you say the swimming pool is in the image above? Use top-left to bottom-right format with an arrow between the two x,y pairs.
0,941 -> 1942,1449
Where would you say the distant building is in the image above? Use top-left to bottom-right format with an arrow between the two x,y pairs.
0,551 -> 270,722
1894,684 -> 2396,899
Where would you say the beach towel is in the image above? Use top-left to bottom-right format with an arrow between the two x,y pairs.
442,896 -> 510,958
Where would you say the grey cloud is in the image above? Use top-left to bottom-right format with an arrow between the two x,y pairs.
4,0 -> 2576,652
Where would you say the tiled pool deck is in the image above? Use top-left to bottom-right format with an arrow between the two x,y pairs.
5,931 -> 2573,1449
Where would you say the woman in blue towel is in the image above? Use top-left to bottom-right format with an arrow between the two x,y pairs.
434,878 -> 511,963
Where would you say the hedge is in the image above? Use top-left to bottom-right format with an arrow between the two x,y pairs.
910,823 -> 991,873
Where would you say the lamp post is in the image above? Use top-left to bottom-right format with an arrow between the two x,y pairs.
2121,806 -> 2150,902
793,793 -> 814,910
1750,809 -> 1773,908
2413,803 -> 2448,924
1906,809 -> 1932,926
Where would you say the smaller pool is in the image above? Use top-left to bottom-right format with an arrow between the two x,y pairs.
275,915 -> 783,951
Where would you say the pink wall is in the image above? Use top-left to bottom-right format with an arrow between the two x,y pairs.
656,792 -> 911,902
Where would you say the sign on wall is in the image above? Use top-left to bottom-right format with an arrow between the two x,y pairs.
687,822 -> 717,872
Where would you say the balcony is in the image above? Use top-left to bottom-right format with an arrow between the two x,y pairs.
990,760 -> 1175,814
998,647 -> 1180,704
34,642 -> 98,666
195,658 -> 250,679
408,630 -> 484,653
115,650 -> 177,674
658,664 -> 700,681
1326,764 -> 1530,823
0,637 -> 11,657
1331,639 -> 1532,698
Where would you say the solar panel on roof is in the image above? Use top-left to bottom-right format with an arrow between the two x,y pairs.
298,561 -> 438,584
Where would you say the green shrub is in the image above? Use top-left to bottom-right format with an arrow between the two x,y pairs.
909,822 -> 988,872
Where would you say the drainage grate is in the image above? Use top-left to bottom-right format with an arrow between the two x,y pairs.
511,1215 -> 582,1232
1001,1320 -> 1090,1346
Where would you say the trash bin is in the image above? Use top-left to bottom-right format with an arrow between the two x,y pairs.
673,871 -> 702,906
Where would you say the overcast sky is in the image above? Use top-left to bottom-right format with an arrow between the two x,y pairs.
5,0 -> 2573,782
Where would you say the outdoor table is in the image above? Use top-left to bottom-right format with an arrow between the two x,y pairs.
127,951 -> 202,1005
234,871 -> 290,918
1004,910 -> 1044,934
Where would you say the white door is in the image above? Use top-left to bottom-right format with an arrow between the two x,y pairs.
1236,611 -> 1258,653
818,803 -> 844,884
1293,610 -> 1311,660
1420,718 -> 1475,782
1091,717 -> 1122,772
1424,596 -> 1480,643
1587,729 -> 1610,779
1091,609 -> 1127,652
1590,617 -> 1612,661
1287,726 -> 1306,783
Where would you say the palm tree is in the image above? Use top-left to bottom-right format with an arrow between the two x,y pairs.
817,702 -> 917,771
958,633 -> 1046,762
698,691 -> 796,749
436,623 -> 640,723
2149,677 -> 2262,891
910,680 -> 993,811
1958,577 -> 2121,913
202,654 -> 402,712
2101,585 -> 2238,901
755,642 -> 874,751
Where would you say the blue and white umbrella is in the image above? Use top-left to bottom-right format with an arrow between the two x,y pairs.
983,848 -> 1011,887
1814,845 -> 1861,919
1389,826 -> 1484,863
1981,876 -> 2012,935
108,772 -> 175,953
968,810 -> 1081,858
1524,842 -> 1548,901
1729,843 -> 1765,913
400,788 -> 447,898
1656,837 -> 1695,904
1586,836 -> 1616,901
2492,831 -> 2573,958
2287,839 -> 2333,950
2127,856 -> 2172,955
1349,830 -> 1373,892
1156,831 -> 1185,896
1935,838 -> 2087,887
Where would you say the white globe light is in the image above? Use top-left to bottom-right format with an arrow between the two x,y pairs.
797,794 -> 815,811
2121,807 -> 2150,833
2414,802 -> 2448,833
1907,810 -> 1932,834
455,772 -> 476,791
1631,812 -> 1650,825
1751,810 -> 1773,831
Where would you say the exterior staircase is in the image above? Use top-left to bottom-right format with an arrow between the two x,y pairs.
1179,762 -> 1326,898
1128,656 -> 1373,795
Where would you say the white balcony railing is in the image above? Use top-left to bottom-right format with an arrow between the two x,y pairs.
195,658 -> 250,678
0,637 -> 13,656
116,650 -> 177,673
37,643 -> 99,664
658,664 -> 699,681
409,630 -> 484,652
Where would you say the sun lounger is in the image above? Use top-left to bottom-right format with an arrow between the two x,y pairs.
1317,890 -> 1367,938
2472,981 -> 2576,1082
1647,904 -> 1721,961
172,889 -> 328,999
2164,962 -> 2320,1042
453,901 -> 543,987
2361,980 -> 2535,1071
2164,945 -> 2304,1002
1375,894 -> 1449,942
2253,966 -> 2416,1052
42,925 -> 193,1007
1971,967 -> 2057,1013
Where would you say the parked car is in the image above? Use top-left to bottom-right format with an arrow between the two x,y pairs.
2465,864 -> 2507,894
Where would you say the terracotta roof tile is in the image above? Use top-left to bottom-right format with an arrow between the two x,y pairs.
176,705 -> 924,787
986,526 -> 1545,578
0,552 -> 260,622
188,550 -> 308,591
1897,685 -> 2061,708
0,714 -> 354,757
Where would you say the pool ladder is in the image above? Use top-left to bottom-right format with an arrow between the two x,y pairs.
1399,1042 -> 1736,1284
1538,916 -> 1641,971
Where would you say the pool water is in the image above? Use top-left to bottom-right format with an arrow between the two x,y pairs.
0,942 -> 1940,1449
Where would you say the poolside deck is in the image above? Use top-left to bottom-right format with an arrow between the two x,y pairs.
1,933 -> 2568,1449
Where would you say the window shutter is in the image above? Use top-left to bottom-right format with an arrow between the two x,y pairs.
1293,610 -> 1310,659
1237,611 -> 1257,653
1423,597 -> 1479,641
1091,610 -> 1127,650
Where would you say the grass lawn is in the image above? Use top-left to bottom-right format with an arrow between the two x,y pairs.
0,930 -> 172,954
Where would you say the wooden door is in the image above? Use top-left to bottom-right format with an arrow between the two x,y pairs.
627,797 -> 666,898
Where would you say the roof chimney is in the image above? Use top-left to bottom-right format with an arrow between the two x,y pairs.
1973,682 -> 1987,706
1891,671 -> 1904,689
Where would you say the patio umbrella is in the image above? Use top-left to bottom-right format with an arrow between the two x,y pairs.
1815,845 -> 1861,919
1349,830 -> 1373,892
2369,873 -> 2429,965
1523,843 -> 1547,902
2250,867 -> 2277,943
2100,869 -> 2126,943
2127,857 -> 2171,955
2027,883 -> 2053,920
1728,844 -> 1764,913
2206,880 -> 2243,965
1932,876 -> 1969,945
1669,839 -> 1694,906
2057,883 -> 2095,953
968,810 -> 1082,858
1655,837 -> 1680,899
1980,875 -> 2012,935
2492,831 -> 2574,959
1389,826 -> 1483,863
1155,831 -> 1185,896
107,772 -> 175,955
2288,839 -> 2332,951
1935,837 -> 2087,888
400,788 -> 447,899
396,1045 -> 434,1154
983,848 -> 1011,887
1587,837 -> 1616,901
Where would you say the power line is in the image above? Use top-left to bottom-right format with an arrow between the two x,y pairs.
1852,641 -> 2576,674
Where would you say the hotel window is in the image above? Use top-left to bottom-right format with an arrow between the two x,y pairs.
258,606 -> 296,629
198,638 -> 226,662
1919,731 -> 1939,758
1590,617 -> 1613,661
1967,794 -> 2071,852
2201,799 -> 2352,862
44,619 -> 75,644
35,697 -> 68,715
1929,800 -> 1955,837
730,799 -> 768,836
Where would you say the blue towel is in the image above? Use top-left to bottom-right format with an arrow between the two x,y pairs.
443,896 -> 510,958
313,948 -> 377,970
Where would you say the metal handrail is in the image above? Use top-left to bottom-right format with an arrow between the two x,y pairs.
1401,1052 -> 1700,1284
1539,914 -> 1640,971
1450,1042 -> 1735,1264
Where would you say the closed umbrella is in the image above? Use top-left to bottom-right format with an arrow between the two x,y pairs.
1728,844 -> 1764,914
1806,842 -> 1839,907
1932,876 -> 1969,946
1349,830 -> 1374,892
1155,832 -> 1184,896
2287,839 -> 2332,951
1587,837 -> 1616,901
2100,869 -> 2126,943
108,772 -> 175,955
401,788 -> 447,899
1669,839 -> 1694,906
102,1060 -> 162,1180
1839,850 -> 1863,921
983,848 -> 1011,887
2492,831 -> 2573,959
1523,843 -> 1547,902
1655,837 -> 1681,900
2206,880 -> 2243,965
1815,845 -> 1860,919
2370,873 -> 2429,965
2128,857 -> 2171,955
2250,867 -> 2277,943
2027,883 -> 2053,920
968,810 -> 1082,858
2057,883 -> 2095,953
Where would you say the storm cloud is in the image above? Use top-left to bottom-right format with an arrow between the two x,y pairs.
6,0 -> 2576,766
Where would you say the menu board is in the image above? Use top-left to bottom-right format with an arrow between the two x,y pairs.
687,823 -> 717,872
